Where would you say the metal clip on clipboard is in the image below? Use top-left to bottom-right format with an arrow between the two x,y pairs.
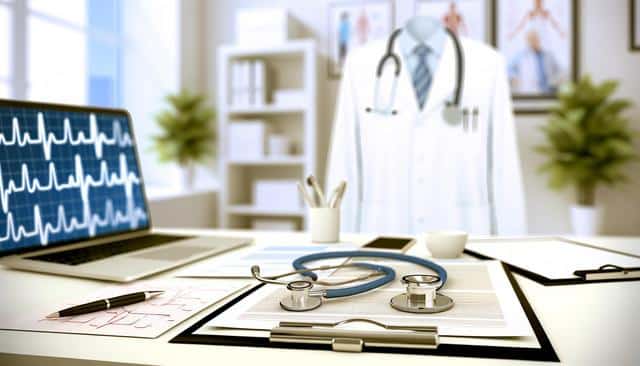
269,318 -> 438,353
573,264 -> 640,281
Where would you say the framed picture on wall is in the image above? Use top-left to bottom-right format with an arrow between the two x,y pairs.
632,0 -> 640,51
493,0 -> 579,113
412,0 -> 490,43
328,0 -> 394,78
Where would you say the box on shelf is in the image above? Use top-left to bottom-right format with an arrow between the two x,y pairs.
273,89 -> 305,108
253,179 -> 301,210
251,218 -> 298,231
235,9 -> 300,46
267,134 -> 291,156
228,121 -> 268,160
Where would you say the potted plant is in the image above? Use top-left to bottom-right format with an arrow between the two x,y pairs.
152,90 -> 216,190
536,76 -> 636,235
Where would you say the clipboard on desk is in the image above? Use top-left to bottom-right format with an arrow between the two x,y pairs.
464,237 -> 640,286
170,263 -> 559,362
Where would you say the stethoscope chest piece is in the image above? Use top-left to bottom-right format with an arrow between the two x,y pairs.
442,104 -> 463,126
390,274 -> 454,314
279,280 -> 322,312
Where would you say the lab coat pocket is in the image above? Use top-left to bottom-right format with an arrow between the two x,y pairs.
456,125 -> 488,207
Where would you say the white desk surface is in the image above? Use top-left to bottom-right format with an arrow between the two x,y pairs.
1,229 -> 639,366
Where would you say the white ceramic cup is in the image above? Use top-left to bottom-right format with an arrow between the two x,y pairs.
425,231 -> 468,258
310,207 -> 340,243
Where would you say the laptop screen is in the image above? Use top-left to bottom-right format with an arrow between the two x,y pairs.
0,100 -> 150,256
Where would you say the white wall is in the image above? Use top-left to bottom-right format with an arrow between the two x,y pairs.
201,0 -> 640,235
122,0 -> 180,187
149,191 -> 218,228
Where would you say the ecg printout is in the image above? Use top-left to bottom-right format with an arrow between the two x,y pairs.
0,279 -> 248,338
0,105 -> 149,253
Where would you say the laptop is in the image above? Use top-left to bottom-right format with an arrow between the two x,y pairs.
0,99 -> 251,282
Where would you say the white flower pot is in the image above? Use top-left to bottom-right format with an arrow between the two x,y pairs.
180,163 -> 196,191
570,205 -> 601,236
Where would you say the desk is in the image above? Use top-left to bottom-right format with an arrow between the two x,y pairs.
1,230 -> 639,366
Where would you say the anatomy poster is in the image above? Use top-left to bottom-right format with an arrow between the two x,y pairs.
495,0 -> 576,98
329,0 -> 394,77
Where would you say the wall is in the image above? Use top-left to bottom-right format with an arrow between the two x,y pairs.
202,0 -> 640,235
121,0 -> 180,186
148,190 -> 219,228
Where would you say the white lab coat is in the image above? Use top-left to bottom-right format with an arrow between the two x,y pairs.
326,35 -> 527,235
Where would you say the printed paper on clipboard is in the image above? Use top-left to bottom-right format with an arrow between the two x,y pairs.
205,261 -> 534,338
170,261 -> 559,362
465,237 -> 640,286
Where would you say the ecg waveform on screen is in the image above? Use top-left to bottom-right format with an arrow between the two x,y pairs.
0,112 -> 132,160
0,112 -> 147,246
0,199 -> 147,245
0,154 -> 140,213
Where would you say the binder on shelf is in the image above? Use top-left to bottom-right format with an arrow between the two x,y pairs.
464,237 -> 640,286
170,264 -> 559,362
252,60 -> 266,106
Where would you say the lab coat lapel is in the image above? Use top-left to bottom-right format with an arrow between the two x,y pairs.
422,37 -> 456,117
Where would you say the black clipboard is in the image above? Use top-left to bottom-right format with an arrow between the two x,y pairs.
464,237 -> 640,286
170,263 -> 559,362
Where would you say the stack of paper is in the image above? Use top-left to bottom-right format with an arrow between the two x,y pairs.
175,243 -> 357,278
204,261 -> 535,338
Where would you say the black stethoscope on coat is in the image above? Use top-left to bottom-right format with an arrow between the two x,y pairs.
366,28 -> 479,130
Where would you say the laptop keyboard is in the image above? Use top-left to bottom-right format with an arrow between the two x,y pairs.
26,234 -> 192,265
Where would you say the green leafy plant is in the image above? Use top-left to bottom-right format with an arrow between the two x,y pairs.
152,90 -> 216,166
536,76 -> 637,206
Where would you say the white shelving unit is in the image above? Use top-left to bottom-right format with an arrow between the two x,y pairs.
217,40 -> 317,230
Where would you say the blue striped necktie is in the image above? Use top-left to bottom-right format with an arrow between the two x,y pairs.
412,44 -> 432,110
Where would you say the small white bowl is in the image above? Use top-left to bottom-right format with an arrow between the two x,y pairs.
425,231 -> 468,259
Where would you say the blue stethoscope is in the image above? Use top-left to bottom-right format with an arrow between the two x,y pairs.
251,251 -> 454,313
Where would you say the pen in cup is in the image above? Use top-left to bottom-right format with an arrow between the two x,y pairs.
298,182 -> 315,208
329,181 -> 347,208
306,175 -> 327,207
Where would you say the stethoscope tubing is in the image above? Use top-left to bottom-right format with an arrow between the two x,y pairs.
372,27 -> 464,112
292,250 -> 448,299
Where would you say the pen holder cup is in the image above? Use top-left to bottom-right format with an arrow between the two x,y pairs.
310,207 -> 340,243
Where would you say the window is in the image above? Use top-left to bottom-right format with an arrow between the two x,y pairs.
26,0 -> 120,106
5,0 -> 180,186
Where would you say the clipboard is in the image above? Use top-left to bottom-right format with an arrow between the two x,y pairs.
464,237 -> 640,286
170,263 -> 559,362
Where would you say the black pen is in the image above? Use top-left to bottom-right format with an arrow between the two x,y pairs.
46,291 -> 164,318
